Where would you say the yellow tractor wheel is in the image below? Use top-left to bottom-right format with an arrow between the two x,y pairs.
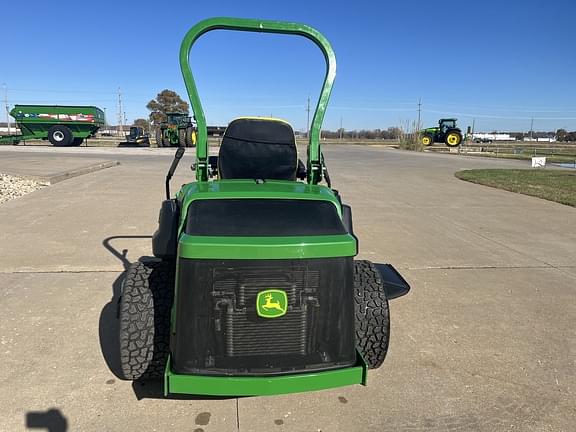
445,132 -> 462,147
420,134 -> 433,146
185,127 -> 196,147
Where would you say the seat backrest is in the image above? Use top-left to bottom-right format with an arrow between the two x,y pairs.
218,118 -> 297,181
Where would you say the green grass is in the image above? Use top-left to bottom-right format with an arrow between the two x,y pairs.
455,169 -> 576,207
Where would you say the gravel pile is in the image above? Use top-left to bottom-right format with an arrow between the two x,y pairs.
0,173 -> 45,205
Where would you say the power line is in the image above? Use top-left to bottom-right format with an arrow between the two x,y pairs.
7,88 -> 119,95
5,86 -> 575,114
425,101 -> 576,113
329,106 -> 415,112
423,109 -> 576,121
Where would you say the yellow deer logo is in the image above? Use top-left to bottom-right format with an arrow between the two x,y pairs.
257,289 -> 287,318
262,293 -> 285,312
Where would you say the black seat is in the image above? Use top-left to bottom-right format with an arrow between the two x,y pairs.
218,118 -> 298,180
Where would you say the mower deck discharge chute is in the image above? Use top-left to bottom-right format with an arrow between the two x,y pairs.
118,17 -> 409,397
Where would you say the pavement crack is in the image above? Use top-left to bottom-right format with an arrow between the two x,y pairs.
236,398 -> 240,431
0,269 -> 121,274
405,265 -> 555,271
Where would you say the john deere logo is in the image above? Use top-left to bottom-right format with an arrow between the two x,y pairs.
257,289 -> 287,318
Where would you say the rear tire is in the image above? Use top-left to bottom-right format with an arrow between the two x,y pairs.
47,125 -> 73,146
354,260 -> 390,369
155,129 -> 165,148
185,126 -> 196,147
445,131 -> 462,147
119,260 -> 174,380
178,129 -> 186,147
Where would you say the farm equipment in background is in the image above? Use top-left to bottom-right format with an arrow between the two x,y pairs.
155,112 -> 196,147
0,105 -> 105,146
420,118 -> 463,147
125,126 -> 150,145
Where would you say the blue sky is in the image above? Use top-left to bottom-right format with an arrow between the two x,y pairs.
1,0 -> 575,132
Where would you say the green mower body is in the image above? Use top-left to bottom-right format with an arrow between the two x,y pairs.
162,178 -> 366,396
118,17 -> 409,398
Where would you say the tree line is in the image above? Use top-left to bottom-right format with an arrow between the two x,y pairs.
555,129 -> 576,142
318,127 -> 402,140
134,90 -> 405,140
132,90 -> 576,142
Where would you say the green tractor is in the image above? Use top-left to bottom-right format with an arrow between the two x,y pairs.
155,112 -> 196,147
118,18 -> 409,397
420,118 -> 463,147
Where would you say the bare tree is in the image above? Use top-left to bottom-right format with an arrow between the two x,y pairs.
398,119 -> 423,151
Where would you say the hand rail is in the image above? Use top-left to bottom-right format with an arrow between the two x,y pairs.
179,17 -> 336,183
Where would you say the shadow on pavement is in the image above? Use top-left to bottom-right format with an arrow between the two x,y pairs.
99,235 -> 235,401
98,235 -> 153,379
117,142 -> 150,148
131,379 -> 235,401
26,408 -> 68,432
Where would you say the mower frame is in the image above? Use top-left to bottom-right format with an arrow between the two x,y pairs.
158,17 -> 371,397
179,17 -> 336,184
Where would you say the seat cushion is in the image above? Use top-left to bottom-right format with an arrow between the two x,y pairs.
218,118 -> 297,181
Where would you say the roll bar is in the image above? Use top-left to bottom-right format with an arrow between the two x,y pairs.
179,17 -> 336,184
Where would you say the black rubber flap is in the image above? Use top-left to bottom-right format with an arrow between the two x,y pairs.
375,263 -> 411,299
218,118 -> 297,180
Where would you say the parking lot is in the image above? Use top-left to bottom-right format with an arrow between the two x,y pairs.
0,145 -> 575,431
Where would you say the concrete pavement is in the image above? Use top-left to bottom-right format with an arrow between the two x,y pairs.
0,150 -> 119,184
0,145 -> 574,431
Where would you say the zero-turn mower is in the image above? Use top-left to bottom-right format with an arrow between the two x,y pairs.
119,17 -> 409,397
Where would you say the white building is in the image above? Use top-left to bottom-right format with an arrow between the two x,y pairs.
472,133 -> 515,142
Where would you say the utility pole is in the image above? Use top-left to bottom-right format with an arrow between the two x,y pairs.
117,87 -> 124,137
339,116 -> 343,140
306,96 -> 310,138
3,83 -> 10,135
530,117 -> 534,140
103,107 -> 108,133
417,98 -> 422,130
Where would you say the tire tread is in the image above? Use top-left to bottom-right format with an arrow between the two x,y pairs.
354,260 -> 390,369
119,261 -> 174,379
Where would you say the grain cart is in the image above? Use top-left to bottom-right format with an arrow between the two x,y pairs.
155,112 -> 196,147
419,118 -> 463,147
0,105 -> 105,146
119,17 -> 409,397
